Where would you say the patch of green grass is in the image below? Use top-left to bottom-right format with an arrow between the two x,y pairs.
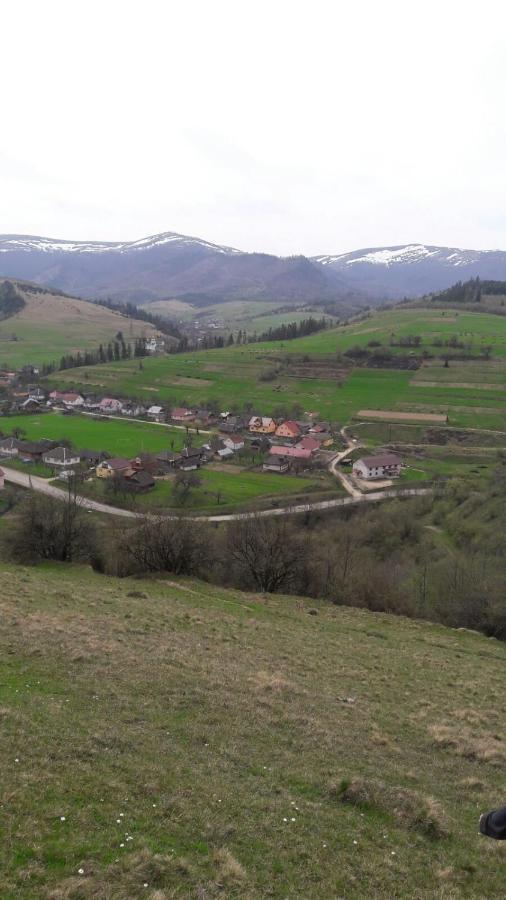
46,306 -> 506,440
0,561 -> 505,897
81,467 -> 331,512
0,458 -> 54,478
0,413 -> 195,457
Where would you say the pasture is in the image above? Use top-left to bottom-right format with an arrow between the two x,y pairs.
47,307 -> 506,431
0,413 -> 192,457
0,561 -> 505,898
0,283 -> 159,368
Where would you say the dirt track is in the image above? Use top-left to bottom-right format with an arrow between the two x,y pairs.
357,409 -> 447,423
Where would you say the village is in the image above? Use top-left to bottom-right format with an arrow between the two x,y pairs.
0,368 -> 404,505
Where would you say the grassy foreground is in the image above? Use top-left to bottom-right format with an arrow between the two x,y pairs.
1,562 -> 505,898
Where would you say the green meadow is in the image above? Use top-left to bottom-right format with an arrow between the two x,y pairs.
0,413 -> 192,457
80,467 -> 331,512
43,306 -> 506,435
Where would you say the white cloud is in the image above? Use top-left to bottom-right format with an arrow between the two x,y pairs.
1,0 -> 506,253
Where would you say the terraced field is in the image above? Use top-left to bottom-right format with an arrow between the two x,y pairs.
48,307 -> 506,432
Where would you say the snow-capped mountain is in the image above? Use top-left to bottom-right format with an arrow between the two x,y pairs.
0,231 -> 242,256
313,244 -> 506,298
2,231 -> 506,304
0,231 -> 354,306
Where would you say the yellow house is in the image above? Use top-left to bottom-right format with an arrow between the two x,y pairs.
96,458 -> 131,478
249,416 -> 276,434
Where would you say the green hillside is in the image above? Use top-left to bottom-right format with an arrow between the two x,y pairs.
0,562 -> 504,898
48,307 -> 506,431
0,280 -> 160,368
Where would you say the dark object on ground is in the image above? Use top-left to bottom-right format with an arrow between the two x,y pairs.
479,806 -> 506,840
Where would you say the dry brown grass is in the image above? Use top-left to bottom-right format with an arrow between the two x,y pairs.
428,723 -> 506,765
333,777 -> 449,839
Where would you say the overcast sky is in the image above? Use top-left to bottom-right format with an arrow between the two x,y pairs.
1,0 -> 506,255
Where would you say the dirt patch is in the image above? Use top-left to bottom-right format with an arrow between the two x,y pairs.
170,376 -> 214,387
411,381 -> 503,390
357,410 -> 448,423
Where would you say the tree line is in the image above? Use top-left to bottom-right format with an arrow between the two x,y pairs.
4,460 -> 505,641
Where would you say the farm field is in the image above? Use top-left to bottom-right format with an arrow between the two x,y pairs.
0,561 -> 505,898
47,307 -> 506,431
0,281 -> 160,368
0,413 -> 193,457
81,467 -> 329,512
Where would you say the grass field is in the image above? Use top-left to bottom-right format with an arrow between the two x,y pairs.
0,281 -> 159,368
1,561 -> 505,898
48,308 -> 506,432
144,298 -> 336,335
81,467 -> 329,512
0,413 -> 193,457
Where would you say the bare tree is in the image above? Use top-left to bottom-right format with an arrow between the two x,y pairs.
118,515 -> 210,576
6,488 -> 96,564
227,515 -> 305,592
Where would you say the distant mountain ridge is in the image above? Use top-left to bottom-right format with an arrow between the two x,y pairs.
1,231 -> 506,304
0,231 -> 354,307
313,243 -> 506,298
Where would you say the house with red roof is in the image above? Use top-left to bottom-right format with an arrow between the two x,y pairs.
275,420 -> 301,440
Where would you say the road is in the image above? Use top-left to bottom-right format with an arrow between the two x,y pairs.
2,465 -> 431,522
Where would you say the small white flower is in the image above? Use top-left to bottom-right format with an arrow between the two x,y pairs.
353,840 -> 358,845
14,758 -> 19,763
283,817 -> 287,822
120,843 -> 125,848
116,819 -> 121,823
152,803 -> 156,807
291,817 -> 296,822
119,813 -> 124,817
391,851 -> 396,856
78,868 -> 84,875
60,816 -> 66,822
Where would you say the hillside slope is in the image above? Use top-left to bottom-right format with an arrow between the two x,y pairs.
0,232 -> 356,307
1,562 -> 504,898
0,280 -> 161,368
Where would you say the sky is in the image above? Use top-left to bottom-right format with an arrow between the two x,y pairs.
1,0 -> 506,256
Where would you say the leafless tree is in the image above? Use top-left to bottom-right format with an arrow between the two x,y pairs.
6,488 -> 96,564
227,515 -> 306,592
118,515 -> 210,576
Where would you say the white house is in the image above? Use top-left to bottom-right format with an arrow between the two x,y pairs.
223,435 -> 245,452
145,337 -> 165,353
0,437 -> 19,457
42,446 -> 81,468
147,405 -> 164,421
353,453 -> 402,480
49,391 -> 84,407
204,439 -> 234,459
99,397 -> 123,414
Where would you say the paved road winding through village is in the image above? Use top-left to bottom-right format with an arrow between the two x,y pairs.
1,465 -> 431,522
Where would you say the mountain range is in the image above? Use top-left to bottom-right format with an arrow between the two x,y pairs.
1,232 -> 506,306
